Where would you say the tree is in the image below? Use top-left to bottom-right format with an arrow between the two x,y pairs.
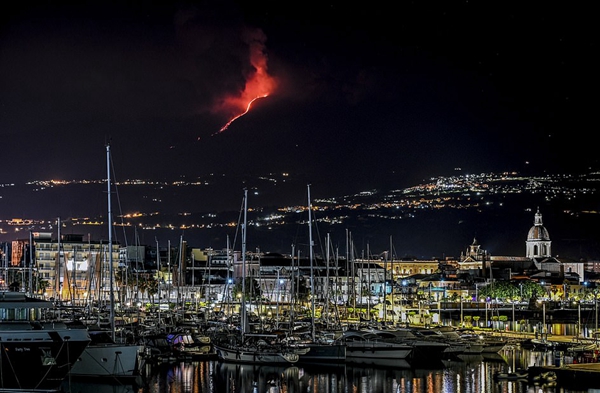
478,279 -> 545,302
146,275 -> 159,302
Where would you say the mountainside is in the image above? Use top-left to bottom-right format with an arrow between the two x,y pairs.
1,172 -> 599,260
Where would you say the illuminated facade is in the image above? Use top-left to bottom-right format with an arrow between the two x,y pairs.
32,232 -> 120,302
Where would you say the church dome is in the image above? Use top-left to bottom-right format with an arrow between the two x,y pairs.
527,208 -> 550,241
527,225 -> 550,241
525,207 -> 552,259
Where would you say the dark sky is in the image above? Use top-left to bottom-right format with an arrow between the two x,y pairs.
1,1 -> 597,198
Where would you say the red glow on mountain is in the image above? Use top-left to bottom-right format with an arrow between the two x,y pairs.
217,94 -> 268,133
214,29 -> 277,134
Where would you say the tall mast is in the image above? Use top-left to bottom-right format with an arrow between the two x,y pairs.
55,218 -> 61,299
155,237 -> 161,322
241,189 -> 248,336
324,233 -> 330,327
177,234 -> 183,308
389,235 -> 394,324
307,184 -> 315,341
107,144 -> 116,341
28,230 -> 34,296
156,237 -> 160,308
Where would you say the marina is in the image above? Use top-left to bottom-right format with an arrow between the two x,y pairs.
1,287 -> 597,393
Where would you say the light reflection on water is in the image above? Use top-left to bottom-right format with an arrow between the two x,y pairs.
66,348 -> 593,393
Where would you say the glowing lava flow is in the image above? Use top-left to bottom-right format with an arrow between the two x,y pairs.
217,94 -> 268,133
211,27 -> 276,135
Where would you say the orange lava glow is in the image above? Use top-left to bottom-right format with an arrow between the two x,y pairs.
217,94 -> 268,133
214,29 -> 277,134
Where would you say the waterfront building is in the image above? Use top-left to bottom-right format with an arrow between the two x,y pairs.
32,232 -> 120,302
0,205 -> 593,322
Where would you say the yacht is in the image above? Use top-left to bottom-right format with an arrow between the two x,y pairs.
0,291 -> 91,391
68,327 -> 144,382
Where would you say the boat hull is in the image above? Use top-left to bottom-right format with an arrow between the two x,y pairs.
69,343 -> 144,379
214,344 -> 300,365
345,342 -> 412,363
0,326 -> 90,391
297,343 -> 346,364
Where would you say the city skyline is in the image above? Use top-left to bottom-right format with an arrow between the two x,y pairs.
1,2 -> 597,197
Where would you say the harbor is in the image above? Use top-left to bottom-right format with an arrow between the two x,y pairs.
0,151 -> 599,391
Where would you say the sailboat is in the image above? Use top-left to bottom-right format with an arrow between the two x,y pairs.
213,189 -> 303,365
295,184 -> 346,364
68,144 -> 145,381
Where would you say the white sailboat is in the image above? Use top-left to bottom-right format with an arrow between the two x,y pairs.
213,189 -> 302,365
295,184 -> 346,364
69,144 -> 145,382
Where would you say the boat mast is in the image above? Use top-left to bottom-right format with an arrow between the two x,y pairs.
107,144 -> 116,341
241,189 -> 248,337
55,218 -> 61,299
28,230 -> 34,296
177,234 -> 183,310
389,235 -> 393,324
307,184 -> 316,341
156,237 -> 161,322
324,233 -> 330,327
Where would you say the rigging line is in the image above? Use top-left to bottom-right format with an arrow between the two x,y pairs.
311,208 -> 327,259
108,146 -> 129,248
34,340 -> 67,390
231,192 -> 246,254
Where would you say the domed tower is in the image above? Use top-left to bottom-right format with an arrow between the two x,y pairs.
526,208 -> 551,258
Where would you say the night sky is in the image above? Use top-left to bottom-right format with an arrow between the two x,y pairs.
1,1 -> 597,199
